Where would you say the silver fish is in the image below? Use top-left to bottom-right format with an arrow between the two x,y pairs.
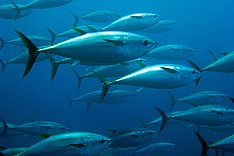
66,88 -> 144,112
16,31 -> 157,77
109,128 -> 157,148
169,90 -> 234,110
141,19 -> 178,33
79,10 -> 121,23
154,105 -> 234,132
72,58 -> 147,88
16,132 -> 111,156
146,44 -> 197,61
13,121 -> 69,136
99,64 -> 201,101
102,13 -> 160,31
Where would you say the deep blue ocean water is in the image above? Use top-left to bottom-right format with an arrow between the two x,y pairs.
0,0 -> 234,155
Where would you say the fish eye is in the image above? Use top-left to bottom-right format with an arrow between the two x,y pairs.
192,70 -> 196,74
143,40 -> 149,45
100,139 -> 105,144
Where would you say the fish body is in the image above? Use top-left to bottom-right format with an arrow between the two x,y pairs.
15,121 -> 69,136
203,51 -> 234,73
102,13 -> 160,31
175,91 -> 233,106
110,128 -> 157,148
147,44 -> 196,60
111,64 -> 200,89
80,10 -> 121,23
141,19 -> 178,33
16,132 -> 111,156
23,0 -> 74,9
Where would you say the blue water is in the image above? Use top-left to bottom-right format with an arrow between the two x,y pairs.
1,0 -> 234,155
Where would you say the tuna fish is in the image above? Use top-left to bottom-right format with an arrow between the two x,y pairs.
66,88 -> 144,111
16,132 -> 111,156
99,64 -> 201,101
187,51 -> 234,73
195,132 -> 234,156
102,13 -> 160,31
13,121 -> 69,137
155,105 -> 234,132
141,19 -> 178,33
15,30 -> 157,77
146,44 -> 197,61
109,128 -> 157,148
72,58 -> 147,88
169,90 -> 234,110
79,10 -> 121,23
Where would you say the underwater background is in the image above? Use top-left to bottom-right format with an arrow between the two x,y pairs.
0,0 -> 234,155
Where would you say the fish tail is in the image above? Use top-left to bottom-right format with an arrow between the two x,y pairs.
0,117 -> 8,139
154,107 -> 168,133
168,91 -> 176,111
15,30 -> 39,77
93,72 -> 111,102
70,12 -> 79,27
9,0 -> 24,20
194,131 -> 209,156
46,28 -> 57,45
46,54 -> 60,81
71,68 -> 83,89
65,94 -> 73,109
0,59 -> 6,73
186,59 -> 203,72
0,36 -> 5,50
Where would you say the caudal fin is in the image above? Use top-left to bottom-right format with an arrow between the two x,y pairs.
154,107 -> 168,133
0,118 -> 8,139
168,91 -> 176,111
194,132 -> 209,156
0,37 -> 5,50
0,60 -> 6,73
15,30 -> 39,77
46,28 -> 57,45
71,68 -> 83,89
46,54 -> 59,81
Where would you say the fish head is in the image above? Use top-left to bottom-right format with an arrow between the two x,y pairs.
124,33 -> 159,58
178,66 -> 201,86
87,136 -> 112,154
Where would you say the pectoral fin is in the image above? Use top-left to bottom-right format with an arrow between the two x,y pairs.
103,39 -> 126,46
160,67 -> 178,74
